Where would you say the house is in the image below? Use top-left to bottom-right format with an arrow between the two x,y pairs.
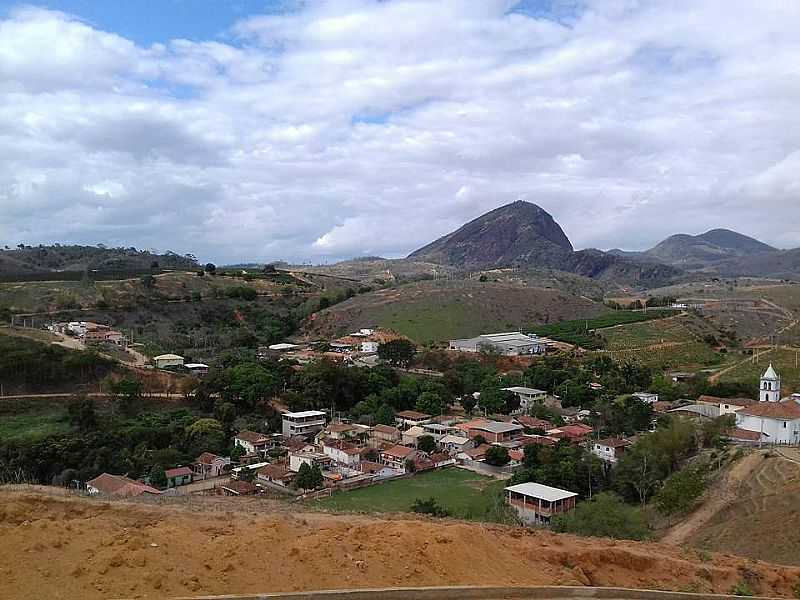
457,444 -> 491,462
185,363 -> 210,376
220,480 -> 257,496
381,445 -> 415,470
320,439 -> 364,467
194,453 -> 231,479
231,462 -> 270,479
359,461 -> 397,478
164,466 -> 193,488
283,437 -> 316,454
370,424 -> 401,446
429,452 -> 456,468
515,416 -> 554,431
153,353 -> 184,369
282,410 -> 327,437
256,463 -> 295,487
697,395 -> 756,416
632,392 -> 659,405
468,420 -> 524,443
422,422 -> 451,437
395,410 -> 432,429
518,434 -> 558,448
591,438 -> 632,464
735,400 -> 800,444
449,332 -> 546,356
504,482 -> 578,525
319,422 -> 358,441
361,341 -> 379,353
288,451 -> 332,473
234,431 -> 271,456
547,423 -> 593,443
502,387 -> 547,413
86,473 -> 161,498
438,434 -> 474,454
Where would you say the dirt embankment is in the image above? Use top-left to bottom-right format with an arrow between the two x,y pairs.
1,490 -> 800,600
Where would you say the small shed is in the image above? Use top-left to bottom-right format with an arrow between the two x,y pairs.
153,353 -> 184,369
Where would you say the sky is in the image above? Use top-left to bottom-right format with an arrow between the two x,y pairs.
1,0 -> 799,264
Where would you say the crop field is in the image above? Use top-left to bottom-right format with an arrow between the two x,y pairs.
600,316 -> 696,350
717,348 -> 800,393
529,309 -> 677,349
314,467 -> 508,521
0,408 -> 70,441
594,342 -> 731,371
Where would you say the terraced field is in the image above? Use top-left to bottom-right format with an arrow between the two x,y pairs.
685,451 -> 800,565
717,348 -> 800,394
600,316 -> 697,350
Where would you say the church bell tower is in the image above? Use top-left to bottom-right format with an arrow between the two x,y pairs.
760,363 -> 781,403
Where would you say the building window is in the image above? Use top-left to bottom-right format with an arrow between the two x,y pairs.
784,422 -> 788,428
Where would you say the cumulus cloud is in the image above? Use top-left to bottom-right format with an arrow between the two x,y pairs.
1,0 -> 799,262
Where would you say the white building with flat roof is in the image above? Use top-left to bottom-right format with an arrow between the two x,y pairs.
502,387 -> 548,413
504,482 -> 578,525
449,332 -> 545,356
282,410 -> 327,437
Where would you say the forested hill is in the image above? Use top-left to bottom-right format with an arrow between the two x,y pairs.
0,244 -> 199,276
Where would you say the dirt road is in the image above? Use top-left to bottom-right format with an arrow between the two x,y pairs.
1,489 -> 800,600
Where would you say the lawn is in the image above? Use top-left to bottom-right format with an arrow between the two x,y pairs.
314,467 -> 508,521
0,409 -> 71,441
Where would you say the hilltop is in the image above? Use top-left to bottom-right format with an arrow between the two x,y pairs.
1,489 -> 800,600
646,230 -> 776,268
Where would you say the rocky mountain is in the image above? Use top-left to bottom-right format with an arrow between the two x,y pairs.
408,201 -> 573,269
645,229 -> 775,267
407,200 -> 680,286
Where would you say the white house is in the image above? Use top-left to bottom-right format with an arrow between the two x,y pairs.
288,451 -> 332,473
591,438 -> 632,464
502,387 -> 547,413
234,431 -> 270,456
361,341 -> 379,353
320,440 -> 363,467
698,395 -> 756,416
438,434 -> 474,454
632,392 -> 659,404
504,482 -> 578,525
282,410 -> 327,437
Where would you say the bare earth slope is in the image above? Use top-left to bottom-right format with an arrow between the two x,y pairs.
2,490 -> 800,600
678,450 -> 800,565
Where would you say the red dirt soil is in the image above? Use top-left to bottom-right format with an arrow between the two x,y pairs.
1,489 -> 800,600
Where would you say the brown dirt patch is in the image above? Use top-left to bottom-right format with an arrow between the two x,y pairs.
1,489 -> 800,599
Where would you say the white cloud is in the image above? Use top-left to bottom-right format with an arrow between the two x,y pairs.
1,0 -> 799,262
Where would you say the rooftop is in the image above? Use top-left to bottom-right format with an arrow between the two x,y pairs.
504,482 -> 578,502
396,410 -> 431,420
738,400 -> 800,420
283,410 -> 327,419
470,420 -> 523,435
502,387 -> 547,395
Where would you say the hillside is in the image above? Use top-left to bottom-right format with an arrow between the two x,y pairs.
2,489 -> 800,600
646,230 -> 775,268
666,450 -> 800,566
0,245 -> 198,277
303,280 -> 609,343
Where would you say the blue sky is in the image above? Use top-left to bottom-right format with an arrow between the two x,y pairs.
0,1 -> 798,263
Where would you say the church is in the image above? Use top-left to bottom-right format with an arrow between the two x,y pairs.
734,364 -> 800,445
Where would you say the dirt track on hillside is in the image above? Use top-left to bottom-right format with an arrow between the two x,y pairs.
2,489 -> 800,600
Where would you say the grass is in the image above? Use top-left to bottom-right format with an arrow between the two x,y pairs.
594,342 -> 731,371
600,317 -> 694,350
529,309 -> 678,349
0,409 -> 71,441
314,467 -> 508,521
718,348 -> 800,393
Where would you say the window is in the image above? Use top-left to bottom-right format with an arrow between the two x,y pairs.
783,422 -> 788,428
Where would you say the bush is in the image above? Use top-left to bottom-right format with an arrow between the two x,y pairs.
411,497 -> 449,517
552,493 -> 650,540
731,582 -> 753,597
485,445 -> 511,466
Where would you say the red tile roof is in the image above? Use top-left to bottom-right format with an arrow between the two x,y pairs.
726,428 -> 762,442
196,452 -> 221,465
165,466 -> 193,479
87,473 -> 161,497
382,445 -> 414,459
698,395 -> 756,407
738,401 -> 800,420
462,444 -> 491,459
396,410 -> 431,420
235,430 -> 269,444
257,464 -> 293,480
516,416 -> 553,430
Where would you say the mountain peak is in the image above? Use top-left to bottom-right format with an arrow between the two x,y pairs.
408,201 -> 573,268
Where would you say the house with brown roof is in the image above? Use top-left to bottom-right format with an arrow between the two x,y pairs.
165,466 -> 193,488
698,395 -> 757,416
234,431 -> 271,456
468,420 -> 523,443
515,415 -> 554,431
395,410 -> 432,429
370,423 -> 401,446
735,399 -> 800,444
320,439 -> 365,467
457,444 -> 492,462
86,473 -> 161,498
547,423 -> 593,443
257,463 -> 295,488
381,444 -> 415,470
193,453 -> 231,479
360,461 -> 397,478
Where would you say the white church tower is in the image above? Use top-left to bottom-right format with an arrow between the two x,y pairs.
760,363 -> 781,402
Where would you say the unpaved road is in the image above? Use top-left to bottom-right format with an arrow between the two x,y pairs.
1,488 -> 800,600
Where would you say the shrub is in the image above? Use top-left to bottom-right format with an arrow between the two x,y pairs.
552,493 -> 650,540
411,497 -> 449,518
731,582 -> 753,597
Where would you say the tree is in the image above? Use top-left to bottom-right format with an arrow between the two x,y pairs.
378,339 -> 417,367
295,462 -> 323,490
140,274 -> 156,289
110,377 -> 144,415
411,497 -> 449,517
485,445 -> 511,466
148,465 -> 167,489
472,434 -> 487,446
477,379 -> 514,415
205,263 -> 217,274
68,396 -> 97,432
416,391 -> 444,416
238,466 -> 256,483
460,394 -> 477,415
655,465 -> 707,522
375,403 -> 395,426
417,435 -> 436,453
552,493 -> 650,540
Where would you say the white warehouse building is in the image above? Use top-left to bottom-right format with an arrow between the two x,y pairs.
449,332 -> 546,356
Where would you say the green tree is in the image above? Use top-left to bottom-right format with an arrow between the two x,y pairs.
411,497 -> 449,517
148,465 -> 167,489
417,435 -> 436,453
375,403 -> 396,426
205,263 -> 216,274
553,492 -> 650,540
68,396 -> 97,432
238,466 -> 256,483
655,465 -> 707,522
460,394 -> 477,415
485,445 -> 511,466
416,390 -> 444,416
295,462 -> 323,490
110,377 -> 144,415
377,339 -> 417,367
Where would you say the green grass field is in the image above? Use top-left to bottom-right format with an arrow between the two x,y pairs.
314,468 -> 508,521
718,348 -> 800,394
0,409 -> 71,441
600,317 -> 694,350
